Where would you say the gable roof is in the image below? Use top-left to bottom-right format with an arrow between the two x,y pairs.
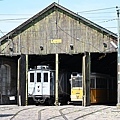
0,2 -> 117,42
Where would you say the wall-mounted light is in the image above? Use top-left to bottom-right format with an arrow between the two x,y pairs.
70,44 -> 74,50
9,47 -> 13,52
103,43 -> 107,48
40,45 -> 44,51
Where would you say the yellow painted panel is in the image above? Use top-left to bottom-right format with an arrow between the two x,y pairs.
51,39 -> 62,44
71,88 -> 110,103
71,88 -> 83,101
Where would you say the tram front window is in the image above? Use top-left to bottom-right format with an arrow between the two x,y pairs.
72,77 -> 82,87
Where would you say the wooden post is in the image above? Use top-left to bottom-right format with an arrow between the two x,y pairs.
25,54 -> 28,106
117,8 -> 120,108
55,53 -> 59,105
20,54 -> 27,106
82,52 -> 91,106
17,57 -> 21,106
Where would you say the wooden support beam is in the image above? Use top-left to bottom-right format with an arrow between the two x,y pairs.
17,57 -> 21,106
26,54 -> 28,106
19,54 -> 28,106
55,53 -> 59,106
82,52 -> 91,106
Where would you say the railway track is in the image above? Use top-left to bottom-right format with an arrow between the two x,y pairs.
9,106 -> 48,120
74,106 -> 110,120
0,105 -> 111,120
38,108 -> 48,120
47,107 -> 73,120
10,107 -> 36,120
39,106 -> 110,120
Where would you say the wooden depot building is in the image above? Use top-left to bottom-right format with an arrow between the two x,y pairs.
0,2 -> 118,106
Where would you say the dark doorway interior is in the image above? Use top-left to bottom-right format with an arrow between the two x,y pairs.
91,52 -> 117,77
29,53 -> 117,77
28,52 -> 117,105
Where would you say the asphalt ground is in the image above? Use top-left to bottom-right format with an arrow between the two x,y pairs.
0,105 -> 120,120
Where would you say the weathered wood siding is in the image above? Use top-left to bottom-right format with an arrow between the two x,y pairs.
0,10 -> 117,55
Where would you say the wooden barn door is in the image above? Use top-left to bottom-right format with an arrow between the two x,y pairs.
0,64 -> 11,104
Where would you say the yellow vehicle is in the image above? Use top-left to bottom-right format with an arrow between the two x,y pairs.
70,73 -> 83,102
70,72 -> 116,104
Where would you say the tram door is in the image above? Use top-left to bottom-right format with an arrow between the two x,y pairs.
35,71 -> 42,96
28,71 -> 42,96
42,71 -> 50,95
28,71 -> 36,96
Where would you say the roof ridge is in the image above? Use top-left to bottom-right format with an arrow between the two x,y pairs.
0,2 -> 117,42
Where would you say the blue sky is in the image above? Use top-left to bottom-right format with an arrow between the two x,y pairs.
0,0 -> 119,37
